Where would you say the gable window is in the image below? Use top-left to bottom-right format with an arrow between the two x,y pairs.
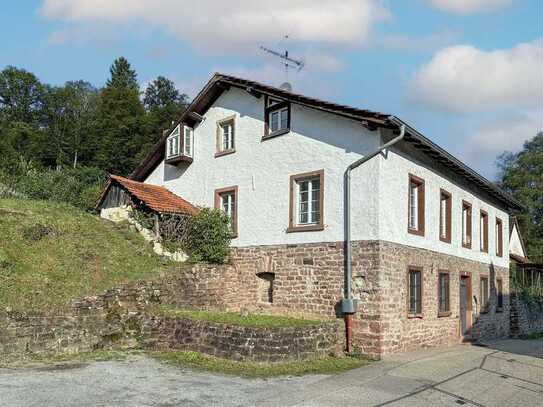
462,201 -> 472,249
439,190 -> 452,243
264,96 -> 290,139
496,278 -> 504,311
438,272 -> 450,316
216,116 -> 235,157
480,276 -> 489,313
183,126 -> 193,157
495,218 -> 503,257
408,267 -> 423,317
166,125 -> 181,159
215,186 -> 238,237
408,174 -> 425,236
288,170 -> 324,232
480,210 -> 489,253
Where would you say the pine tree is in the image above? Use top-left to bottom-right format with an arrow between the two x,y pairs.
106,57 -> 138,90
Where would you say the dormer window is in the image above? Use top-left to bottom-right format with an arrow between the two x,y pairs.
264,96 -> 290,140
165,124 -> 194,164
166,125 -> 181,159
183,126 -> 193,157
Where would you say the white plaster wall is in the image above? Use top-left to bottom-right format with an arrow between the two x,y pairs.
510,223 -> 526,258
145,87 -> 381,247
377,145 -> 510,268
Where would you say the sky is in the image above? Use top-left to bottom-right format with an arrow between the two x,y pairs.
1,0 -> 542,180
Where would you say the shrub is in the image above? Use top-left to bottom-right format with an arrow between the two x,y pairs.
186,208 -> 232,264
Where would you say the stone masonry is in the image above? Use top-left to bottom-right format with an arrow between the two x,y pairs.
232,240 -> 510,359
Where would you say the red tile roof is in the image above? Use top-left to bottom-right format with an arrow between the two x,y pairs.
101,175 -> 198,215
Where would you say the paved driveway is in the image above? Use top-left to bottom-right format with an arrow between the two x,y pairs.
1,339 -> 542,407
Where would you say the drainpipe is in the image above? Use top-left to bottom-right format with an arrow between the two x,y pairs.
342,120 -> 405,353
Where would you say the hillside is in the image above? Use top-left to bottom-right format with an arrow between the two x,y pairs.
0,198 -> 167,312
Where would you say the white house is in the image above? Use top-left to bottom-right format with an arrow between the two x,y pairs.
123,73 -> 524,357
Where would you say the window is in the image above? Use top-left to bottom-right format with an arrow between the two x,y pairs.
264,96 -> 290,139
166,125 -> 181,159
288,170 -> 324,232
495,218 -> 503,257
408,174 -> 425,236
480,210 -> 489,253
408,267 -> 423,317
439,190 -> 452,243
183,126 -> 193,157
216,116 -> 235,156
214,186 -> 238,236
496,278 -> 504,311
480,276 -> 489,312
462,201 -> 472,249
438,272 -> 450,316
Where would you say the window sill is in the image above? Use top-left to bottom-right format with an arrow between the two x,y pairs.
462,242 -> 472,249
439,236 -> 451,244
408,227 -> 424,237
215,149 -> 236,158
286,224 -> 324,233
438,311 -> 452,318
263,128 -> 290,141
407,314 -> 423,319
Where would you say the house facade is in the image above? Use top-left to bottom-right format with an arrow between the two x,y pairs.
130,74 -> 522,358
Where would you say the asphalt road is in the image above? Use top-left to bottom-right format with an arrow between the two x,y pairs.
1,339 -> 542,407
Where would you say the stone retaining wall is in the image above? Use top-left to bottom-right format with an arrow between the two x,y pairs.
510,294 -> 543,337
141,317 -> 342,362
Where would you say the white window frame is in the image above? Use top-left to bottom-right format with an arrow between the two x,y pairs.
296,176 -> 321,226
408,182 -> 419,230
268,106 -> 289,133
183,126 -> 193,157
166,125 -> 181,159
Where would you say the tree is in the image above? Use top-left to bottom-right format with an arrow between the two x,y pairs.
140,76 -> 188,160
498,132 -> 543,259
95,57 -> 144,175
0,66 -> 44,124
106,57 -> 138,90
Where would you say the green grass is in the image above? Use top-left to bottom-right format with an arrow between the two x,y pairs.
151,351 -> 368,377
0,198 -> 168,312
152,305 -> 327,328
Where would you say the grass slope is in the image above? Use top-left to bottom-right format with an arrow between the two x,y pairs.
0,198 -> 166,312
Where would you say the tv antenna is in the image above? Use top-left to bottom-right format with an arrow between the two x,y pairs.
260,36 -> 305,79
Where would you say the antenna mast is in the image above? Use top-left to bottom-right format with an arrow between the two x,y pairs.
260,37 -> 305,79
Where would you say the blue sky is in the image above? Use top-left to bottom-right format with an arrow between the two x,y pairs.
1,0 -> 542,180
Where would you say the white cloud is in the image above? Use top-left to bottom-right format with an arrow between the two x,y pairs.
409,39 -> 543,113
426,0 -> 512,14
463,111 -> 543,178
378,29 -> 458,51
40,0 -> 390,53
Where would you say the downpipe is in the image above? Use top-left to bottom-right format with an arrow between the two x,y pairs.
342,121 -> 405,353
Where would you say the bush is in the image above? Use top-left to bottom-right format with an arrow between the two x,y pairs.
186,208 -> 232,264
0,159 -> 106,210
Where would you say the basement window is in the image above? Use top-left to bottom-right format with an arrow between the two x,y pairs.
480,276 -> 489,313
408,267 -> 423,317
438,272 -> 450,317
257,272 -> 275,304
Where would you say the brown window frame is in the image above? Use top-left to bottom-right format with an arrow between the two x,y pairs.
215,115 -> 236,158
495,217 -> 503,257
439,189 -> 452,244
263,95 -> 291,140
407,266 -> 423,318
407,174 -> 425,237
287,169 -> 324,233
480,275 -> 489,313
214,186 -> 239,237
437,271 -> 451,317
496,278 -> 504,312
462,200 -> 472,249
480,210 -> 489,253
